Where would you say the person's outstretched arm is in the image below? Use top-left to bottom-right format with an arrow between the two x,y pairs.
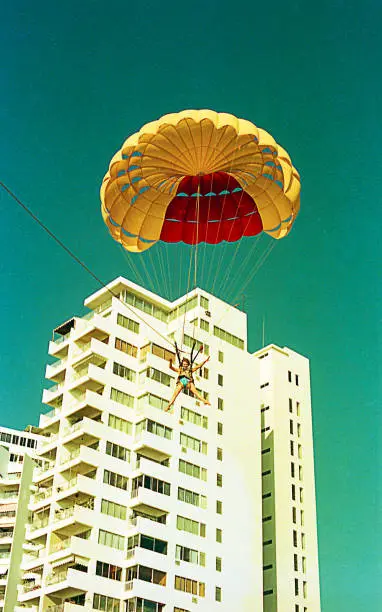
169,359 -> 179,373
192,356 -> 210,372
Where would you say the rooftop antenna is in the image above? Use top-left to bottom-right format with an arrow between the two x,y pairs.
262,316 -> 265,348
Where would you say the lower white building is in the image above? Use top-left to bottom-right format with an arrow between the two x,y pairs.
1,277 -> 320,612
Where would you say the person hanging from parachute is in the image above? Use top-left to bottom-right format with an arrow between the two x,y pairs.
165,341 -> 211,411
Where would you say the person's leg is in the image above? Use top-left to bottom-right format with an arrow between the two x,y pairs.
189,383 -> 211,405
166,383 -> 183,411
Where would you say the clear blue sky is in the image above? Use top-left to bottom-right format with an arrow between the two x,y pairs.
1,1 -> 381,609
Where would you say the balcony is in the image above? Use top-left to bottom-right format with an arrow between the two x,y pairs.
56,473 -> 97,504
29,486 -> 53,511
61,417 -> 102,446
58,445 -> 99,475
40,406 -> 62,430
0,530 -> 13,543
49,534 -> 91,564
129,486 -> 171,517
133,457 -> 170,483
123,578 -> 167,605
52,501 -> 94,536
72,337 -> 109,367
46,604 -> 86,612
46,357 -> 67,384
125,546 -> 168,573
68,363 -> 106,394
45,567 -> 88,597
64,389 -> 104,420
133,431 -> 173,463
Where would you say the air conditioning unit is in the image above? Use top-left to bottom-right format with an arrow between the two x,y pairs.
205,310 -> 211,317
181,447 -> 187,453
179,419 -> 184,425
175,560 -> 180,566
192,597 -> 198,603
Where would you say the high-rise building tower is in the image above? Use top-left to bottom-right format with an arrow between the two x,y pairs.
0,426 -> 42,611
4,277 -> 320,612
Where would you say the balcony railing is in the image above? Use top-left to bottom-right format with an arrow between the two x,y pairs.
51,537 -> 71,552
49,357 -> 68,371
0,491 -> 19,500
41,433 -> 59,447
30,516 -> 49,531
46,570 -> 68,586
60,448 -> 80,465
54,500 -> 94,522
0,530 -> 13,539
22,581 -> 42,593
33,487 -> 53,503
0,552 -> 10,559
0,511 -> 16,519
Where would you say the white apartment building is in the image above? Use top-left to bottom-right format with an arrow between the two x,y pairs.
3,276 -> 320,612
0,426 -> 42,611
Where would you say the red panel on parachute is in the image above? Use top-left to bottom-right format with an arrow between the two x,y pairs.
160,172 -> 263,244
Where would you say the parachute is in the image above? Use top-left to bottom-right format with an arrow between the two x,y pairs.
101,109 -> 300,253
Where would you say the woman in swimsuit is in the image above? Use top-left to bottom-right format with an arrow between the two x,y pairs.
166,356 -> 211,411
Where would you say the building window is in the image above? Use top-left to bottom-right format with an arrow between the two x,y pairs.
213,325 -> 244,350
293,530 -> 298,547
301,533 -> 306,549
299,466 -> 303,481
136,418 -> 172,440
261,405 -> 270,413
263,539 -> 272,546
128,534 -> 167,555
300,488 -> 304,503
289,398 -> 293,413
262,492 -> 272,499
180,433 -> 207,454
200,319 -> 210,332
215,586 -> 222,602
302,556 -> 307,573
216,500 -> 223,514
290,440 -> 294,455
108,413 -> 132,435
296,401 -> 301,416
303,581 -> 307,598
146,366 -> 172,387
93,593 -> 120,611
127,565 -> 166,586
290,420 -> 294,434
216,528 -> 222,543
200,295 -> 209,309
181,406 -> 208,429
217,447 -> 223,461
301,510 -> 305,526
101,499 -> 126,521
291,463 -> 295,478
132,475 -> 171,497
217,422 -> 223,435
292,507 -> 297,523
138,392 -> 168,412
126,599 -> 164,611
295,606 -> 300,612
110,387 -> 134,408
260,382 -> 269,388
179,459 -> 207,481
262,448 -> 271,455
262,469 -> 271,477
295,374 -> 299,386
294,554 -> 298,571
176,544 -> 205,566
216,556 -> 222,572
264,589 -> 274,596
295,578 -> 299,596
151,343 -> 176,362
106,441 -> 130,463
178,487 -> 207,509
96,561 -> 122,581
120,289 -> 168,323
218,374 -> 223,386
298,444 -> 302,459
98,529 -> 124,550
216,473 -> 223,487
297,423 -> 301,437
115,337 -> 138,357
117,312 -> 139,334
288,370 -> 292,382
292,484 -> 296,500
218,397 -> 224,411
177,515 -> 206,537
103,469 -> 128,491
261,426 -> 270,433
263,564 -> 273,570
113,361 -> 136,382
174,575 -> 205,597
218,351 -> 224,363
262,516 -> 272,523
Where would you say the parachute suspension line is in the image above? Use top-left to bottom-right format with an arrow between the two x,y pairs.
0,180 -> 177,350
231,239 -> 277,305
155,245 -> 169,299
118,245 -> 146,289
181,229 -> 196,347
194,188 -> 201,289
210,180 -> 249,296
